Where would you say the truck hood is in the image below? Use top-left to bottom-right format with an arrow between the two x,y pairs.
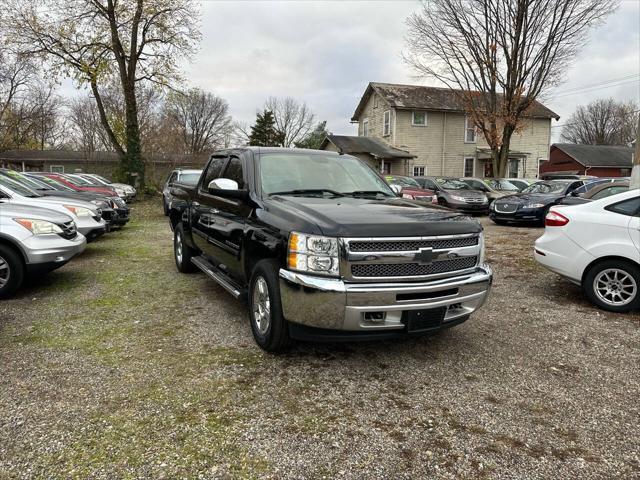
265,195 -> 482,237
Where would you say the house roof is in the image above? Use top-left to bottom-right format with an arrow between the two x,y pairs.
351,82 -> 560,121
552,143 -> 634,168
320,135 -> 415,159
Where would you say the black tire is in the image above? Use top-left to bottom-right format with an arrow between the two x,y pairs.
174,223 -> 197,273
0,244 -> 25,298
248,259 -> 292,352
583,259 -> 640,313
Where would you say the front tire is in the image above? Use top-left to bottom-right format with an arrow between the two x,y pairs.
174,223 -> 197,273
0,245 -> 25,298
583,260 -> 640,313
248,259 -> 292,352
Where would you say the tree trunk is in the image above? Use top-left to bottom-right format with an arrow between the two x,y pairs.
120,80 -> 145,187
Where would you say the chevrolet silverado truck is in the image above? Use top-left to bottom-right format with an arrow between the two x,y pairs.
169,147 -> 492,351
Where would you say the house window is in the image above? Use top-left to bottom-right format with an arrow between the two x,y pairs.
508,158 -> 520,178
463,157 -> 475,177
464,116 -> 477,143
412,111 -> 427,126
413,165 -> 426,176
362,119 -> 369,137
50,165 -> 64,173
383,110 -> 391,136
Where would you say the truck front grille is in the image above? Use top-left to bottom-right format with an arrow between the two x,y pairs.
348,236 -> 478,252
351,256 -> 478,278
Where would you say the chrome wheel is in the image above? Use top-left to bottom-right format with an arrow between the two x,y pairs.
252,276 -> 271,334
594,268 -> 637,307
0,256 -> 10,289
175,232 -> 183,266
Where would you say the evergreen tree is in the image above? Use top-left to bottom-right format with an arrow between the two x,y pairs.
248,110 -> 284,146
294,121 -> 329,150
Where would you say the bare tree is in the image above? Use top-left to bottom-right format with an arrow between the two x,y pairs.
405,0 -> 618,177
561,98 -> 638,145
68,96 -> 111,154
29,83 -> 69,150
0,49 -> 36,151
264,97 -> 315,148
165,89 -> 234,154
6,0 -> 201,185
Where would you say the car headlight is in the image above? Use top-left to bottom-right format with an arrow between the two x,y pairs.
64,205 -> 96,217
287,232 -> 339,276
523,203 -> 545,209
14,218 -> 63,235
481,197 -> 488,203
450,195 -> 467,202
115,187 -> 126,196
402,193 -> 415,199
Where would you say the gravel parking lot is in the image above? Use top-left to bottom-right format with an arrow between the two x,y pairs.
1,198 -> 638,479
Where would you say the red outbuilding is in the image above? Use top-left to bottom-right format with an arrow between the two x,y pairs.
540,144 -> 633,178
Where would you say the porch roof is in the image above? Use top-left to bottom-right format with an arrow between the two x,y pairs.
320,135 -> 415,160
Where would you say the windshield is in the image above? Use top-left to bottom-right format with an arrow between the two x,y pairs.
522,182 -> 567,194
178,173 -> 201,185
67,175 -> 94,186
386,176 -> 420,188
462,179 -> 487,191
82,175 -> 108,185
436,178 -> 470,190
31,175 -> 74,191
260,153 -> 393,197
1,170 -> 53,190
488,179 -> 519,191
0,175 -> 41,197
91,175 -> 111,184
590,186 -> 629,200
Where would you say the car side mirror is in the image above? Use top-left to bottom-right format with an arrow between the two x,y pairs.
390,184 -> 402,196
207,178 -> 248,200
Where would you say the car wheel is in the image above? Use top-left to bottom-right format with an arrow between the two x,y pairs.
174,223 -> 197,273
0,245 -> 25,298
248,259 -> 292,352
583,260 -> 640,313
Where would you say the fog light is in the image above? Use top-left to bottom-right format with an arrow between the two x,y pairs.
364,311 -> 386,322
448,303 -> 463,311
55,256 -> 65,262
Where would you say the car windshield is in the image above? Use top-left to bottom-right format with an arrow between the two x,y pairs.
386,176 -> 420,188
590,186 -> 630,200
522,182 -> 567,194
91,175 -> 111,184
1,170 -> 53,190
179,173 -> 201,185
84,175 -> 108,185
462,179 -> 487,190
0,175 -> 41,197
435,178 -> 470,190
31,175 -> 74,191
70,175 -> 97,186
488,179 -> 519,191
260,153 -> 393,197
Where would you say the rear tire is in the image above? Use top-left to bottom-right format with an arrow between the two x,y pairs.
583,259 -> 640,313
174,223 -> 197,273
0,245 -> 25,298
248,259 -> 292,352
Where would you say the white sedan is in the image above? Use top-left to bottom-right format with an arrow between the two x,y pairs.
534,188 -> 640,312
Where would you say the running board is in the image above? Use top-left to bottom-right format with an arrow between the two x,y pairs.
191,256 -> 246,300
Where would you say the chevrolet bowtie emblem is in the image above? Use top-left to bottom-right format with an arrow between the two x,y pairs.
414,247 -> 433,265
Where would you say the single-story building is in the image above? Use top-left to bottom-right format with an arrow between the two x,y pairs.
540,144 -> 634,178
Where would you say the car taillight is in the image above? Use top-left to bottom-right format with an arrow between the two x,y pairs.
545,210 -> 569,227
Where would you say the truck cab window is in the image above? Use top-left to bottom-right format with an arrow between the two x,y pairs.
202,157 -> 228,190
224,157 -> 245,189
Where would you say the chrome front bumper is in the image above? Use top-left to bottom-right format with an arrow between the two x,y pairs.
279,264 -> 492,332
23,233 -> 87,265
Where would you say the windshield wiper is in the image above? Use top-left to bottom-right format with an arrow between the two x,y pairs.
344,190 -> 394,198
269,189 -> 345,197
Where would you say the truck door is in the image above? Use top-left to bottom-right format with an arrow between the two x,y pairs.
203,155 -> 251,281
192,155 -> 229,258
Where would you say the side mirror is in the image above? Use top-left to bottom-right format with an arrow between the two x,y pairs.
207,178 -> 248,200
390,184 -> 402,196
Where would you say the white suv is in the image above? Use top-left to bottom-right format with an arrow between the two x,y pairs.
534,189 -> 640,312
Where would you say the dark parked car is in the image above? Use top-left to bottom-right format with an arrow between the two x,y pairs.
384,175 -> 437,203
560,181 -> 630,205
414,177 -> 489,214
169,148 -> 492,352
162,169 -> 202,215
490,180 -> 585,226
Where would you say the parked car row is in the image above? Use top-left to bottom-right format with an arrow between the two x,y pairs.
0,169 -> 133,297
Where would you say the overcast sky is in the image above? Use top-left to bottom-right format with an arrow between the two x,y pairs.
60,0 -> 640,142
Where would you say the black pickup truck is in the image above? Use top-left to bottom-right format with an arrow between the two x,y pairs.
168,147 -> 492,351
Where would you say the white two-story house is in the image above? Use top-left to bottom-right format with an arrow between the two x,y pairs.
321,82 -> 559,179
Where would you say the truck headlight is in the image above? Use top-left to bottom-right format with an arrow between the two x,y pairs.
64,205 -> 96,217
287,232 -> 339,276
14,218 -> 63,235
479,232 -> 486,264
